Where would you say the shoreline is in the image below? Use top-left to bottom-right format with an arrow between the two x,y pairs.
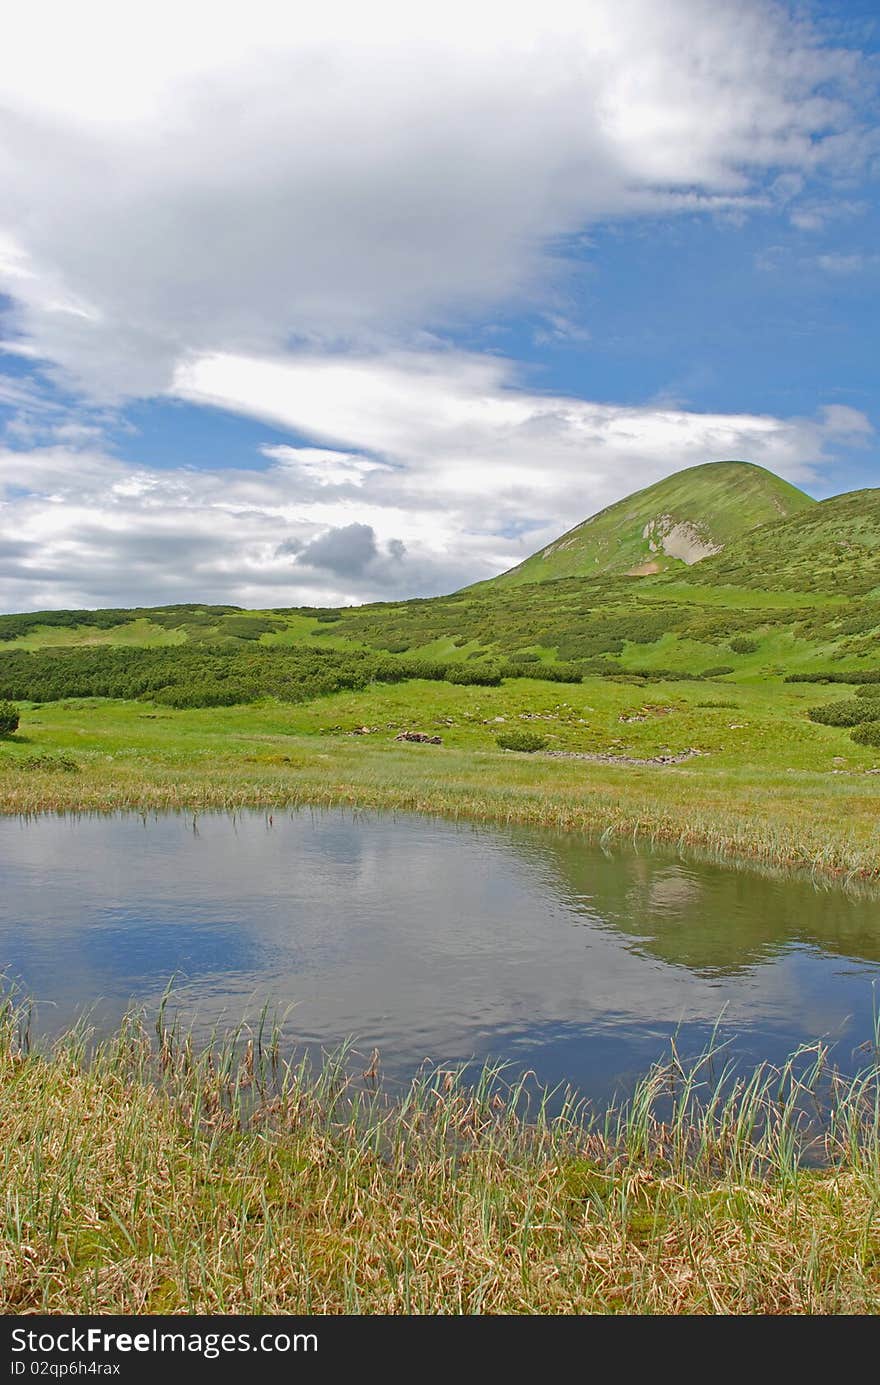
1,747 -> 878,887
2,1006 -> 879,1314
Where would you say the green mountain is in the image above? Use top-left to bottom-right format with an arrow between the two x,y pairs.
481,460 -> 815,588
2,463 -> 879,688
688,486 -> 880,597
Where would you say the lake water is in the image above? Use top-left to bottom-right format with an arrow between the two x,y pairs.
1,809 -> 878,1104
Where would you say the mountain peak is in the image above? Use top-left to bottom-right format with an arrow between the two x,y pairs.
482,460 -> 815,588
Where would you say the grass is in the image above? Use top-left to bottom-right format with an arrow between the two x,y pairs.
481,461 -> 814,587
8,617 -> 187,651
1,675 -> 878,880
1,995 -> 879,1315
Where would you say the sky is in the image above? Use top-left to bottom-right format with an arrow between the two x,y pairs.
0,0 -> 878,612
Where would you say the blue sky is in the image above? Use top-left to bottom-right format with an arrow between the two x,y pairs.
0,1 -> 877,610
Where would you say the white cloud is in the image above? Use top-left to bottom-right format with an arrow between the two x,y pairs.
175,347 -> 867,516
788,199 -> 867,233
0,2 -> 874,612
0,354 -> 870,610
755,244 -> 878,276
814,252 -> 876,275
261,447 -> 394,488
0,1 -> 871,398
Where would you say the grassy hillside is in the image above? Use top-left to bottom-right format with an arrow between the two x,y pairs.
478,460 -> 814,587
687,487 -> 880,597
1,463 -> 880,837
2,466 -> 876,688
1,494 -> 878,687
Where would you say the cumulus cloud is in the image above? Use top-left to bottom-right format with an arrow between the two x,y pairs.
0,1 -> 872,398
285,522 -> 407,579
0,3 -> 874,612
0,355 -> 870,611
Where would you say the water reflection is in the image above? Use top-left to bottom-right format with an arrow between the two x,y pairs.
0,809 -> 877,1104
529,831 -> 880,973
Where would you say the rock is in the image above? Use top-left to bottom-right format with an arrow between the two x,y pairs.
394,731 -> 442,745
543,748 -> 701,767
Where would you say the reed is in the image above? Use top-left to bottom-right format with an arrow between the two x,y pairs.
2,675 -> 878,882
1,1000 -> 879,1314
1,747 -> 879,883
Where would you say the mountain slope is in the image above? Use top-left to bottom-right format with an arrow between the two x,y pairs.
3,465 -> 879,680
481,461 -> 815,588
688,487 -> 880,597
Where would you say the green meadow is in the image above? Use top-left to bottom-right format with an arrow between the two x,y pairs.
1,670 -> 878,880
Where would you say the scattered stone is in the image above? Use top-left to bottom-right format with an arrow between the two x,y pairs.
394,731 -> 442,745
543,748 -> 702,767
620,705 -> 673,723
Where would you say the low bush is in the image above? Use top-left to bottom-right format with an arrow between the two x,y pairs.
787,671 -> 880,684
0,700 -> 19,735
807,700 -> 874,728
498,662 -> 582,684
14,753 -> 80,772
445,664 -> 503,687
729,637 -> 758,654
851,721 -> 880,748
496,730 -> 548,753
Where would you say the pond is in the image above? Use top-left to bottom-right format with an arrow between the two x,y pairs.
1,809 -> 878,1104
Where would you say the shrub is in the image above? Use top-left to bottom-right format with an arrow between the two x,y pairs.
496,730 -> 548,753
216,616 -> 284,641
445,664 -> 503,686
535,662 -> 583,684
807,699 -> 874,727
786,671 -> 880,684
851,721 -> 880,748
509,651 -> 540,664
0,700 -> 19,735
15,753 -> 79,772
498,661 -> 582,684
729,637 -> 758,654
701,666 -> 735,677
613,668 -> 706,682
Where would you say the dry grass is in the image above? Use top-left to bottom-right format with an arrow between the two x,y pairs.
2,679 -> 879,882
1,1000 -> 879,1315
1,745 -> 878,884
